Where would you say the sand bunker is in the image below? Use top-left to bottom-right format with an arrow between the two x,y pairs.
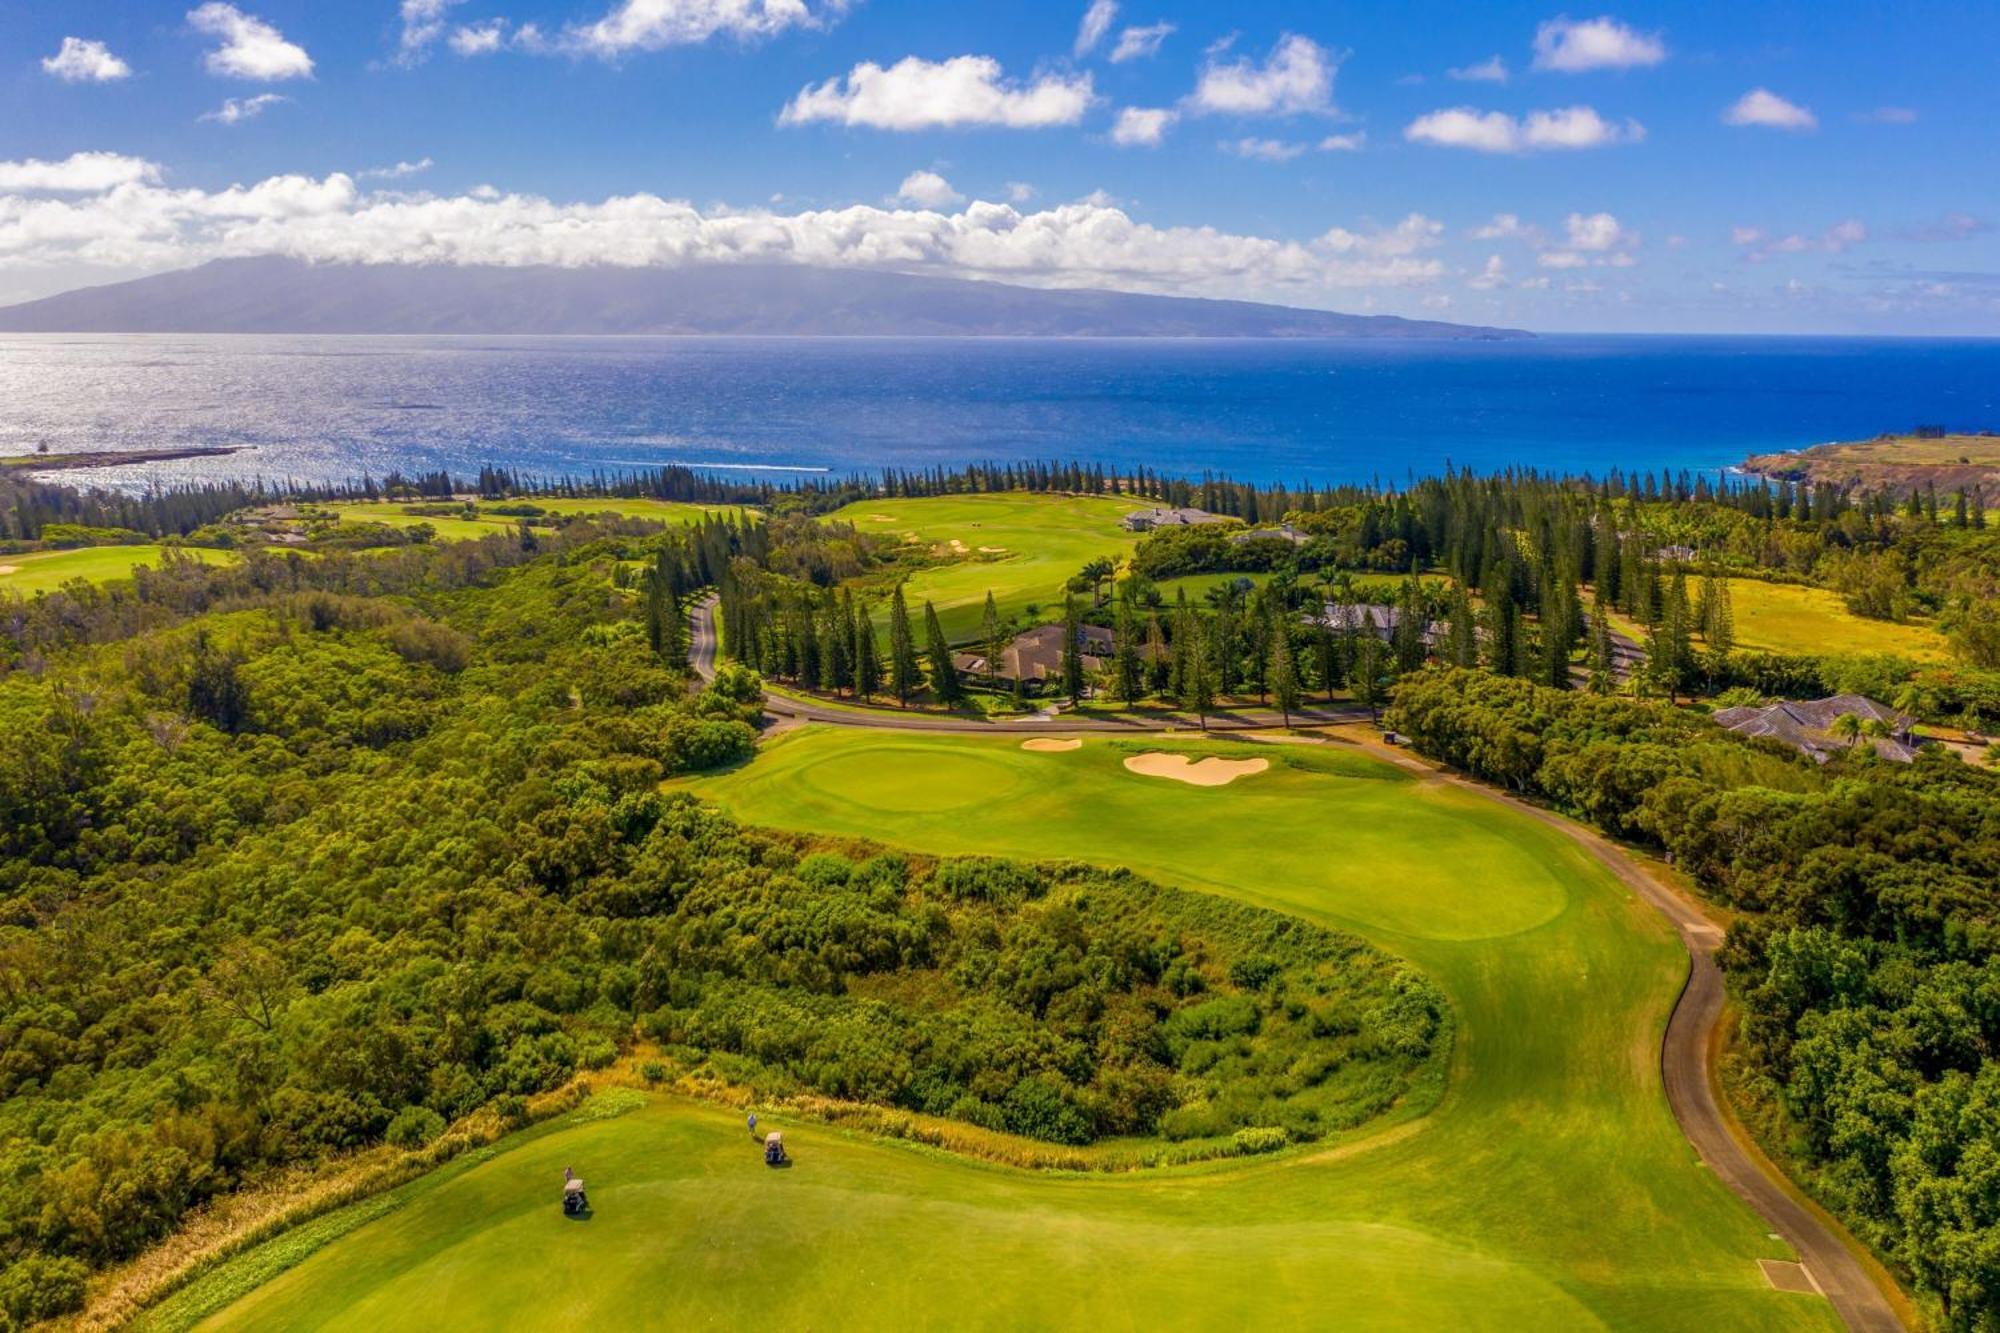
0,565 -> 17,576
864,514 -> 895,521
978,545 -> 1008,553
1123,753 -> 1270,787
945,539 -> 969,553
1021,738 -> 1082,752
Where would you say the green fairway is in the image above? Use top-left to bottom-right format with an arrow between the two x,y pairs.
196,731 -> 1837,1331
830,492 -> 1143,640
0,544 -> 233,594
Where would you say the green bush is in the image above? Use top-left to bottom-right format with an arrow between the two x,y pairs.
1232,1125 -> 1290,1155
0,1254 -> 89,1325
385,1106 -> 448,1149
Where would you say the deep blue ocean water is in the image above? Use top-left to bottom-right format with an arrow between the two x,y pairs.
4,333 -> 1998,489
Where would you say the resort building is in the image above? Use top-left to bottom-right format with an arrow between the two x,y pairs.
1712,694 -> 1920,763
1317,603 -> 1443,646
953,624 -> 1115,687
1122,506 -> 1230,532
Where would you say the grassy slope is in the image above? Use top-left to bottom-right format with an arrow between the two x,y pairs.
1724,579 -> 1950,661
0,545 -> 234,594
328,499 -> 737,542
831,493 -> 1142,641
202,733 -> 1835,1332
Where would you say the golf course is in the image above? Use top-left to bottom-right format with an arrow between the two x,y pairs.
183,730 -> 1839,1331
0,543 -> 235,594
833,492 -> 1143,641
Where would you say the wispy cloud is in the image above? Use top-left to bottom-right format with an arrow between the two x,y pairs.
359,158 -> 436,180
1110,22 -> 1174,63
1074,0 -> 1117,57
201,92 -> 289,124
1447,55 -> 1506,83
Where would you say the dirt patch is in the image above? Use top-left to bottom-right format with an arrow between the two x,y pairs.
863,514 -> 895,521
0,564 -> 17,576
1757,1260 -> 1820,1294
1123,753 -> 1269,787
1021,738 -> 1082,752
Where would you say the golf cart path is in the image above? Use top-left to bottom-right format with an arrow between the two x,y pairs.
690,596 -> 1907,1332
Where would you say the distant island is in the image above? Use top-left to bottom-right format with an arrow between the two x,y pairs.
2,445 -> 249,472
0,257 -> 1530,340
1743,430 -> 2000,496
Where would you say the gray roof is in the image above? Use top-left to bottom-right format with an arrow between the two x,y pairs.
1123,506 -> 1230,530
1714,694 -> 1918,763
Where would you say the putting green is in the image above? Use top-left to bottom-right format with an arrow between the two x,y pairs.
830,492 -> 1142,641
191,731 -> 1837,1332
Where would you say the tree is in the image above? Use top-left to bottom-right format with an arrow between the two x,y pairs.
188,632 -> 250,733
824,595 -> 852,694
1445,583 -> 1477,668
1180,623 -> 1215,730
980,591 -> 1003,693
923,601 -> 962,703
1482,583 -> 1518,676
1314,614 -> 1342,702
1079,557 -> 1116,606
1588,594 -> 1616,695
1353,628 -> 1386,720
888,585 -> 920,706
1060,595 -> 1087,704
1392,579 -> 1427,674
1113,593 -> 1145,703
853,603 -> 882,700
1271,621 -> 1300,727
1701,574 -> 1735,657
1830,711 -> 1864,749
1144,611 -> 1170,695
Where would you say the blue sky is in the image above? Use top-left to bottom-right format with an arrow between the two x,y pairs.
4,0 -> 1998,332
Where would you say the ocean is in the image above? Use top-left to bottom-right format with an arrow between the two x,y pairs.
4,333 -> 1998,490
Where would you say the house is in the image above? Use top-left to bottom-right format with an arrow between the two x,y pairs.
1653,544 -> 1699,563
1123,506 -> 1230,533
953,623 -> 1116,687
1229,522 -> 1309,546
1712,693 -> 1920,763
1316,603 -> 1443,647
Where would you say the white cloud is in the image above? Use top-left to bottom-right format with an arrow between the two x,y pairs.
1854,106 -> 1916,125
1733,218 -> 1866,261
1190,33 -> 1335,116
1467,254 -> 1507,289
561,0 -> 848,58
1564,210 -> 1630,251
188,4 -> 314,81
1224,137 -> 1306,162
359,158 -> 436,180
449,21 -> 509,55
1403,105 -> 1641,153
1723,88 -> 1816,131
1531,16 -> 1665,73
1318,131 -> 1365,152
1110,22 -> 1174,63
781,56 -> 1094,130
396,0 -> 463,63
0,171 -> 1453,300
0,152 -> 161,192
1111,106 -> 1177,147
201,93 -> 289,124
1470,213 -> 1539,243
1074,0 -> 1117,57
1005,181 -> 1036,203
1447,55 -> 1507,83
893,170 -> 963,208
43,37 -> 132,83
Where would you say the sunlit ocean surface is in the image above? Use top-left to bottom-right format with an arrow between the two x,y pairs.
4,333 -> 1999,490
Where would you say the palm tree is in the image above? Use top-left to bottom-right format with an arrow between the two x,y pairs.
1080,557 -> 1117,606
1830,711 -> 1865,749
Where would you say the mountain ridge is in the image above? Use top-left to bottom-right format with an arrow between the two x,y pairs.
0,257 -> 1530,339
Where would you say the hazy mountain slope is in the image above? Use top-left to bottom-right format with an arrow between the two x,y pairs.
0,258 -> 1529,339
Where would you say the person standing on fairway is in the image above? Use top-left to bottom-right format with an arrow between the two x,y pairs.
747,1111 -> 757,1139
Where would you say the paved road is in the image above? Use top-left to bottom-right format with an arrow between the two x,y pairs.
687,593 -> 1906,1331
